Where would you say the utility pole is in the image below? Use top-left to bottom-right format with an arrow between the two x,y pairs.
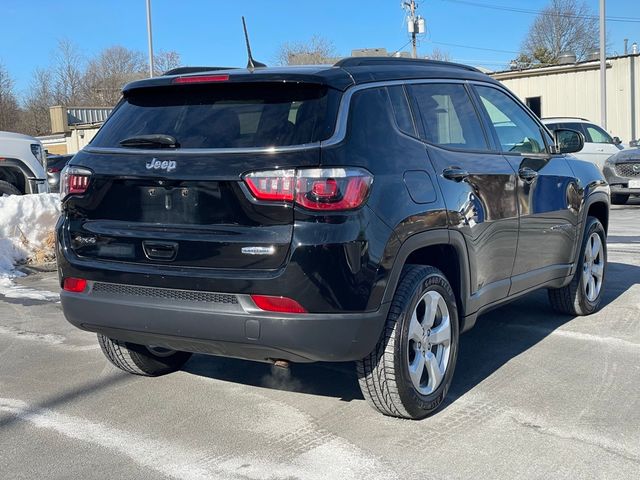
146,0 -> 155,77
599,0 -> 606,129
410,0 -> 417,59
403,1 -> 424,59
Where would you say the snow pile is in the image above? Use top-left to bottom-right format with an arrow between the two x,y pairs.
0,193 -> 60,279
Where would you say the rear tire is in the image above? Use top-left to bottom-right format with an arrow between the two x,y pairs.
98,334 -> 192,376
548,216 -> 606,315
611,194 -> 629,205
0,180 -> 21,196
357,265 -> 459,419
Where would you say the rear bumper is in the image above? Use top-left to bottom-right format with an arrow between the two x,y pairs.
60,283 -> 387,363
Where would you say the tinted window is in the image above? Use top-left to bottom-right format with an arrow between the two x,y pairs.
91,83 -> 339,149
584,123 -> 613,144
476,86 -> 547,154
408,83 -> 488,150
387,86 -> 416,136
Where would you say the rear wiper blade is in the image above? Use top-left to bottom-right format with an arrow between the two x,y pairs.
119,134 -> 179,149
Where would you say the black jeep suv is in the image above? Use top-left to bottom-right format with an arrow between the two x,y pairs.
57,58 -> 609,419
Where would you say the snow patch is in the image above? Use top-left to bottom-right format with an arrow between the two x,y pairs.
0,193 -> 60,295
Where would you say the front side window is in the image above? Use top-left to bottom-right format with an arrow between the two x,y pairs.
407,83 -> 488,151
476,86 -> 547,154
584,124 -> 613,144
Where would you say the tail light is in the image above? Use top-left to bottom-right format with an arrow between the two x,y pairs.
244,169 -> 295,201
251,295 -> 307,313
60,166 -> 92,199
63,277 -> 87,293
243,168 -> 373,211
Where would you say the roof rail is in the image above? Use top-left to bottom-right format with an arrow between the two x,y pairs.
541,116 -> 591,122
163,66 -> 237,76
334,56 -> 481,73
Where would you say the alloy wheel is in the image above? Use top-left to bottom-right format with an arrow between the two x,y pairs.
406,290 -> 452,395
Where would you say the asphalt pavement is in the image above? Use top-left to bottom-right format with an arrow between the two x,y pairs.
1,201 -> 639,479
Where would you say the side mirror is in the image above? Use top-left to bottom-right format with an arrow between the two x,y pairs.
554,128 -> 585,154
613,136 -> 622,145
630,139 -> 638,148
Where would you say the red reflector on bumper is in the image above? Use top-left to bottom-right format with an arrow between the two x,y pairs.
63,277 -> 87,293
251,295 -> 307,313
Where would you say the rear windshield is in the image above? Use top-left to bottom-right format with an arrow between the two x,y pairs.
90,83 -> 340,149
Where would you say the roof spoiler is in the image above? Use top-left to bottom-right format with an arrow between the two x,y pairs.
163,66 -> 237,76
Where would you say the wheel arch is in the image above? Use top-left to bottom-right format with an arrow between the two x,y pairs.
381,229 -> 472,331
586,197 -> 609,234
0,158 -> 41,194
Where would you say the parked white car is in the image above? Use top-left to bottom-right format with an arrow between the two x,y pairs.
542,118 -> 624,170
0,131 -> 48,195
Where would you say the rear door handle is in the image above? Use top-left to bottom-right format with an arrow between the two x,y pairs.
442,167 -> 469,182
518,167 -> 538,182
142,241 -> 178,261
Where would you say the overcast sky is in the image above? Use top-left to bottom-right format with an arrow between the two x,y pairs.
1,0 -> 639,97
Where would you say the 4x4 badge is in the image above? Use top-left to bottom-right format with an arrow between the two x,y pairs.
146,158 -> 176,173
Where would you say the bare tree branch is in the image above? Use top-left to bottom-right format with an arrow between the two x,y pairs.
518,0 -> 599,67
153,50 -> 181,76
0,61 -> 21,132
83,46 -> 147,106
53,38 -> 85,105
275,36 -> 337,66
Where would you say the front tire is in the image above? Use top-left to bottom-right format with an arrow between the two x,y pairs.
0,180 -> 21,196
548,216 -> 606,315
357,265 -> 459,419
611,194 -> 629,205
98,334 -> 192,376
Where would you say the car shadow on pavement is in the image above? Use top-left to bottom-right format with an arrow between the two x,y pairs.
443,260 -> 639,410
183,261 -> 639,408
184,355 -> 363,401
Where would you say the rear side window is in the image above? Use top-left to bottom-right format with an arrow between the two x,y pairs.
387,86 -> 416,136
584,123 -> 613,144
476,85 -> 547,154
407,83 -> 488,150
91,83 -> 340,149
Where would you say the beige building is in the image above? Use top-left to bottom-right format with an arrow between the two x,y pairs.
492,53 -> 639,143
39,106 -> 112,155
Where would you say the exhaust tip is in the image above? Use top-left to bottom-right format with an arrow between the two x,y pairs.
272,359 -> 290,369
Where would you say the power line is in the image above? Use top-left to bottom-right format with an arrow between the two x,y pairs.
441,0 -> 640,23
390,39 -> 414,57
430,40 -> 519,54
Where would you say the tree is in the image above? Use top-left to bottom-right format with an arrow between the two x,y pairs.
52,39 -> 85,105
22,68 -> 55,136
153,50 -> 181,75
276,36 -> 337,65
519,0 -> 599,67
426,48 -> 451,62
83,46 -> 146,105
0,62 -> 20,132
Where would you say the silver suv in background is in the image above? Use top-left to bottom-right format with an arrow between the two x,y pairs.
542,117 -> 624,170
603,148 -> 640,204
0,131 -> 48,195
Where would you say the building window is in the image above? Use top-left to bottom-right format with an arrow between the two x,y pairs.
526,97 -> 542,118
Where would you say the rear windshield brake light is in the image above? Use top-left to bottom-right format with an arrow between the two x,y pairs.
173,74 -> 230,84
